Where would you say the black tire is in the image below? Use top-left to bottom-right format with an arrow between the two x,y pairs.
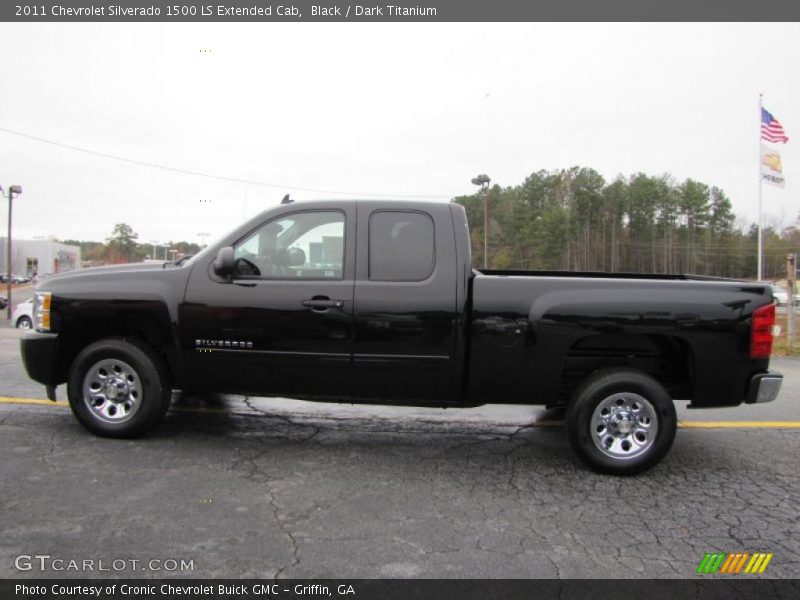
16,316 -> 32,329
566,369 -> 677,476
67,338 -> 171,438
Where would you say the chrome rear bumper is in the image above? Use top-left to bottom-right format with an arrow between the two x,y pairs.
746,372 -> 783,404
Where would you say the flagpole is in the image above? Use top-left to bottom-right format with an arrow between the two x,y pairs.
758,93 -> 763,281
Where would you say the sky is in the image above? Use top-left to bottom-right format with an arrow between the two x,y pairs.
0,22 -> 798,246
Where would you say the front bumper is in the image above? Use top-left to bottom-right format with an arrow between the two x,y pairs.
20,331 -> 59,388
745,372 -> 783,404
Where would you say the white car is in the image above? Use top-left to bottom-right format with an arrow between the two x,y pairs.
772,285 -> 800,307
12,298 -> 33,329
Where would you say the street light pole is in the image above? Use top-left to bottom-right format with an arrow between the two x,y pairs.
1,185 -> 23,320
6,194 -> 11,319
471,174 -> 491,269
483,187 -> 489,269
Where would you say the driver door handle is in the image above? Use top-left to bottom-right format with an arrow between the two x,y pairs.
301,297 -> 344,311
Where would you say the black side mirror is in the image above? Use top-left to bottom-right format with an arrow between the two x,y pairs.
213,247 -> 235,277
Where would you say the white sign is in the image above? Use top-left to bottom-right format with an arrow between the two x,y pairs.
761,144 -> 786,188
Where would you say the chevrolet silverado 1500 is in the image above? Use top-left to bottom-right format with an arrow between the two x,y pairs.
21,200 -> 782,474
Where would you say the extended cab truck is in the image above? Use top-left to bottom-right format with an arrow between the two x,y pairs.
21,201 -> 783,475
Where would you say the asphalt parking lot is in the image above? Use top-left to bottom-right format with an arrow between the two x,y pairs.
1,327 -> 798,579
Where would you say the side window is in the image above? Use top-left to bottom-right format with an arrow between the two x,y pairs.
233,211 -> 345,279
369,211 -> 435,281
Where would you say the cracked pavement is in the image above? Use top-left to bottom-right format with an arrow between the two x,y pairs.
0,329 -> 799,578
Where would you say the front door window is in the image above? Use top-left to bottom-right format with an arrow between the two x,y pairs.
233,211 -> 345,280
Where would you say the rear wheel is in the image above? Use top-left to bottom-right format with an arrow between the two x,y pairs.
67,338 -> 171,438
16,316 -> 32,329
566,369 -> 676,475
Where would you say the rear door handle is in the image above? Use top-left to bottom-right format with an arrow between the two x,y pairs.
301,298 -> 344,311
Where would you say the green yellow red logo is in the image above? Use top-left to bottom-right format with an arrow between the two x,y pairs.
696,552 -> 773,574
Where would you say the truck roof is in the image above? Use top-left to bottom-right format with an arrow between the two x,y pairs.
276,198 -> 452,210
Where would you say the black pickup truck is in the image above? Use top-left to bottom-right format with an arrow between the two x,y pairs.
21,200 -> 782,474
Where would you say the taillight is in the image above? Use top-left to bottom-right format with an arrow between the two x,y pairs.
750,303 -> 775,359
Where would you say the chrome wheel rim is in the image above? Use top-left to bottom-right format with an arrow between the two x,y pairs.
82,359 -> 142,423
591,392 -> 658,460
18,318 -> 31,329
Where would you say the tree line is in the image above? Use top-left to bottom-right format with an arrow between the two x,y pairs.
455,167 -> 799,280
62,223 -> 201,264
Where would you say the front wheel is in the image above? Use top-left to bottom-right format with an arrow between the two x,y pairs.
16,316 -> 32,329
67,338 -> 171,438
566,369 -> 677,475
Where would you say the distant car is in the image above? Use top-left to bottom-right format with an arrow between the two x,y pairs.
0,274 -> 30,284
772,286 -> 787,305
12,298 -> 33,329
771,285 -> 800,307
0,296 -> 7,309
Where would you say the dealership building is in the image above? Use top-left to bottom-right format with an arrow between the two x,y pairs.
0,237 -> 81,278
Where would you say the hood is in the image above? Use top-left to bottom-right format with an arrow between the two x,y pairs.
36,260 -> 192,297
45,262 -> 169,281
34,260 -> 194,327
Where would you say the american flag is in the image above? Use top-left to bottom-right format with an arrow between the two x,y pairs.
761,108 -> 789,144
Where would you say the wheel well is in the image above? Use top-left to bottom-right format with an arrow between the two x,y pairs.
559,334 -> 692,404
55,313 -> 176,386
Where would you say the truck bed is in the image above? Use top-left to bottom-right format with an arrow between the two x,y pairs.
466,270 -> 773,408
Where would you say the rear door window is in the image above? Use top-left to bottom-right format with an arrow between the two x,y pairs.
368,211 -> 435,281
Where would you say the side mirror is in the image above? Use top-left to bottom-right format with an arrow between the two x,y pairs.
212,247 -> 235,277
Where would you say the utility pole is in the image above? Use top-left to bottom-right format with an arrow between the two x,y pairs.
1,185 -> 23,320
6,193 -> 11,319
787,253 -> 796,352
471,174 -> 491,269
484,186 -> 489,269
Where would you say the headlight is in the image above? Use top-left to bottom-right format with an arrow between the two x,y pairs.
33,292 -> 52,332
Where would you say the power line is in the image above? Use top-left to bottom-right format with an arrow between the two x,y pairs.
0,126 -> 453,200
